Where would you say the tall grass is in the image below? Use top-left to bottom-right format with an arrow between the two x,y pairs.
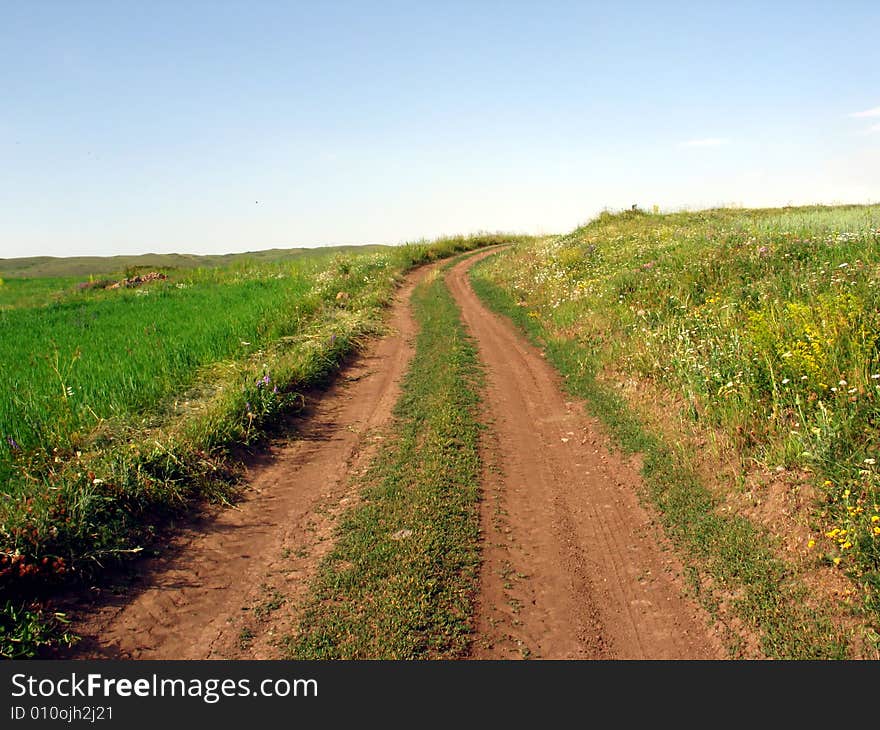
0,270 -> 313,478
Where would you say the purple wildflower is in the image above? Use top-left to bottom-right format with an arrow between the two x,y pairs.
6,436 -> 19,451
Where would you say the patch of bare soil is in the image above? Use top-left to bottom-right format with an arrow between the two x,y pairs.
61,267 -> 430,659
604,369 -> 865,654
447,252 -> 725,659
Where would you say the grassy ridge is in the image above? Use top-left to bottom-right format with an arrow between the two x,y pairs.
289,264 -> 483,659
469,204 -> 880,657
0,244 -> 389,279
0,234 -> 519,658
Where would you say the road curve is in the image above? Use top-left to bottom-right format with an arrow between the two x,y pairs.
447,250 -> 723,659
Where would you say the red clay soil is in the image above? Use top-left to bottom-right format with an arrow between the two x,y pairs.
63,267 -> 431,659
447,251 -> 725,659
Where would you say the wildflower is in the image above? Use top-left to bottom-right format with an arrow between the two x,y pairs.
6,436 -> 19,451
871,515 -> 879,523
839,379 -> 848,386
826,529 -> 840,538
865,458 -> 876,465
833,557 -> 842,566
781,378 -> 790,385
842,542 -> 852,549
823,480 -> 833,487
872,374 -> 880,380
807,539 -> 815,549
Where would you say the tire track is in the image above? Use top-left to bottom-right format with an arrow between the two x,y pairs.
447,250 -> 723,660
63,266 -> 431,659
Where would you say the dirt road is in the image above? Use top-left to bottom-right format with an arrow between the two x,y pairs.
446,250 -> 723,659
66,267 -> 429,659
66,250 -> 722,659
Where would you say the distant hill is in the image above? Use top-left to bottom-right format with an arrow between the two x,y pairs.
0,244 -> 389,278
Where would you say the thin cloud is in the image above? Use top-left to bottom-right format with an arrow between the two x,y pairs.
679,138 -> 730,148
849,106 -> 880,118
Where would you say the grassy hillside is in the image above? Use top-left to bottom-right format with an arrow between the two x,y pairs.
0,233 -> 524,658
471,204 -> 880,657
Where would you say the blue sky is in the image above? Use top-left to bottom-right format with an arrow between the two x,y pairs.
1,1 -> 879,257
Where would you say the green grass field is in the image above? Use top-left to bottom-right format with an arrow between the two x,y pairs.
471,203 -> 880,657
0,233 -> 519,658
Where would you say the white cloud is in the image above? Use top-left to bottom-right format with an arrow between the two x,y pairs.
849,106 -> 880,118
679,138 -> 730,148
869,123 -> 880,133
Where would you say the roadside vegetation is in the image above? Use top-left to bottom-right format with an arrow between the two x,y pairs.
288,260 -> 484,659
0,234 -> 519,658
471,204 -> 880,658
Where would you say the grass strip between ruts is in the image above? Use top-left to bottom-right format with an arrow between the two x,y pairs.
289,265 -> 484,658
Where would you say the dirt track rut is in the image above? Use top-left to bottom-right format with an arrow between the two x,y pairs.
66,268 -> 428,659
447,250 -> 723,659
